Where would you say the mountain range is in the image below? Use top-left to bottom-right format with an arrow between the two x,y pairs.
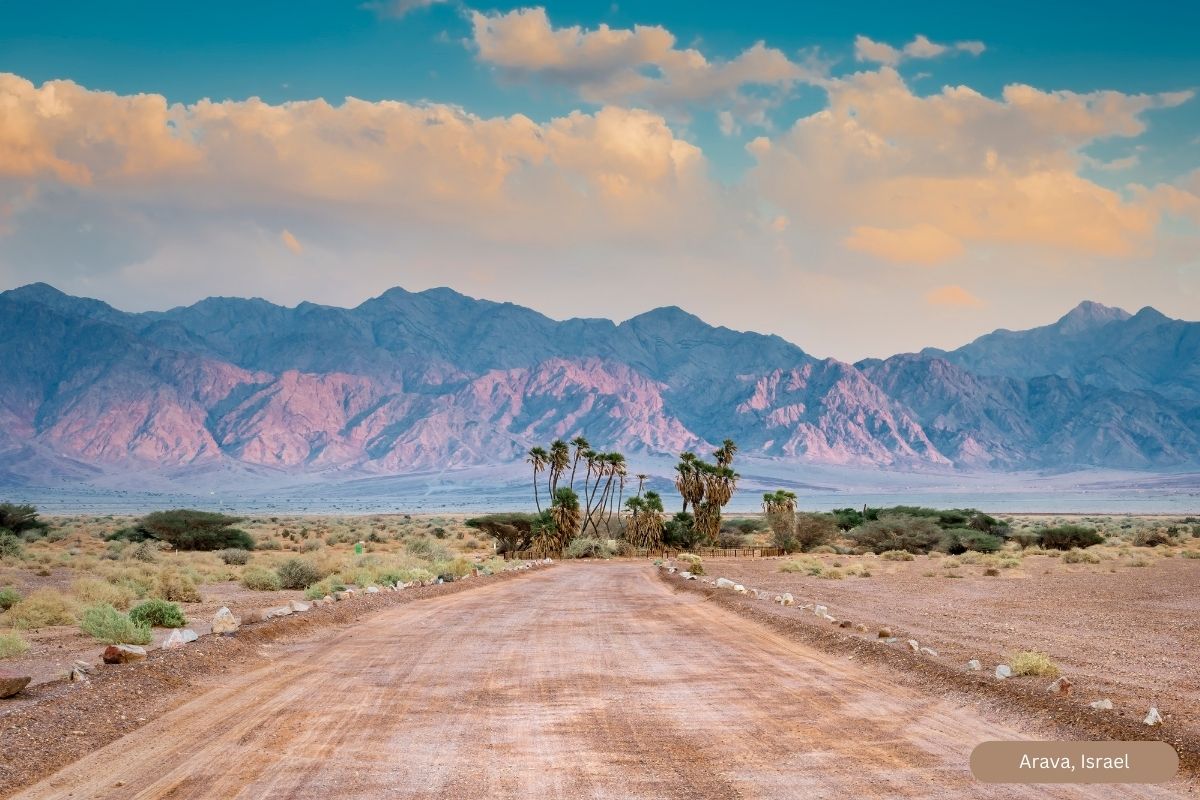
1,283 -> 1198,486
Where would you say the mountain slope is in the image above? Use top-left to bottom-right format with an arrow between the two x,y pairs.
0,284 -> 1196,478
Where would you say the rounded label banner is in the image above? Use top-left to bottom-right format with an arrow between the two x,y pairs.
971,741 -> 1177,784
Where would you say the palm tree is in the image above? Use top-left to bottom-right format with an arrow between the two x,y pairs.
548,439 -> 570,496
546,487 -> 582,555
714,439 -> 738,469
527,446 -> 549,513
608,453 -> 627,528
635,473 -> 649,498
568,436 -> 590,490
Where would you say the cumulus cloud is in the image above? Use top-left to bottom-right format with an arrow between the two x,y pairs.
854,34 -> 985,66
748,67 -> 1195,262
468,7 -> 821,124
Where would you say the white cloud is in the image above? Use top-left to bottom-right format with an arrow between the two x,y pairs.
855,34 -> 986,66
362,0 -> 448,18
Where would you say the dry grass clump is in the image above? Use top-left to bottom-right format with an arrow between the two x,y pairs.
5,588 -> 76,629
1009,650 -> 1060,678
155,569 -> 202,602
0,631 -> 29,658
879,550 -> 914,561
1063,548 -> 1101,564
72,577 -> 138,610
780,557 -> 824,576
676,553 -> 704,575
0,587 -> 20,610
242,566 -> 282,591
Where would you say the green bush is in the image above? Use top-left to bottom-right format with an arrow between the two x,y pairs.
242,566 -> 282,591
80,604 -> 152,645
0,586 -> 20,610
794,513 -> 838,552
850,515 -> 944,554
129,599 -> 187,628
276,559 -> 322,590
217,548 -> 251,565
0,531 -> 24,560
124,510 -> 254,551
0,503 -> 48,536
304,576 -> 347,600
940,528 -> 1003,554
1039,525 -> 1103,551
564,537 -> 617,559
1007,530 -> 1042,549
7,588 -> 76,629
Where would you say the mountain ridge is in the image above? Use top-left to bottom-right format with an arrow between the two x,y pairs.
1,285 -> 1197,482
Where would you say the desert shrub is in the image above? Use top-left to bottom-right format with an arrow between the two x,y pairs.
1063,548 -> 1101,564
1038,525 -> 1103,551
255,538 -> 282,551
983,567 -> 1000,576
155,570 -> 202,603
676,553 -> 705,575
0,631 -> 29,659
124,510 -> 254,551
72,577 -> 138,610
0,587 -> 20,610
820,568 -> 844,580
1007,530 -> 1042,549
302,539 -> 322,552
794,513 -> 838,552
716,530 -> 746,548
218,548 -> 251,565
780,558 -> 824,576
304,576 -> 347,600
404,536 -> 451,561
850,515 -> 944,554
0,503 -> 48,536
1009,650 -> 1060,678
1181,550 -> 1200,559
879,550 -> 914,561
80,603 -> 152,645
242,566 -> 282,591
128,599 -> 187,628
276,559 -> 322,590
1133,529 -> 1175,548
939,528 -> 1003,554
564,537 -> 616,559
465,512 -> 546,554
7,588 -> 76,629
663,512 -> 703,550
129,541 -> 159,563
0,531 -> 25,560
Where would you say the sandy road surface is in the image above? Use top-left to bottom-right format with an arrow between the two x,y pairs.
13,564 -> 1185,800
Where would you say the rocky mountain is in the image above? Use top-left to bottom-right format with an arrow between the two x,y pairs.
0,283 -> 1197,483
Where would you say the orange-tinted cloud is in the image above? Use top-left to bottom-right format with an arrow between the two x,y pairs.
926,285 -> 984,307
844,223 -> 964,265
280,229 -> 303,255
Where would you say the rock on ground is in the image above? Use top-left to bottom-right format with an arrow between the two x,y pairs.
1090,699 -> 1114,710
0,670 -> 32,698
814,605 -> 828,617
715,578 -> 736,589
212,607 -> 240,634
878,628 -> 893,639
995,664 -> 1012,680
289,601 -> 311,613
1046,677 -> 1073,696
920,647 -> 938,657
907,639 -> 921,653
1144,707 -> 1164,726
102,644 -> 147,664
967,660 -> 982,671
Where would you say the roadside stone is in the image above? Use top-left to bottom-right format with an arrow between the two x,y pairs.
264,606 -> 293,619
877,627 -> 893,639
102,644 -> 147,664
882,637 -> 899,644
73,660 -> 93,674
212,607 -> 240,634
907,639 -> 920,652
679,571 -> 692,579
733,584 -> 746,594
920,647 -> 938,657
854,623 -> 868,633
814,604 -> 828,616
1047,677 -> 1073,696
716,578 -> 736,589
822,614 -> 837,623
967,659 -> 982,671
838,620 -> 852,629
68,667 -> 89,683
289,600 -> 311,613
366,586 -> 380,593
0,670 -> 32,698
334,591 -> 352,601
780,593 -> 795,606
1144,707 -> 1163,727
162,629 -> 198,649
1090,699 -> 1114,710
995,664 -> 1012,680
322,595 -> 334,604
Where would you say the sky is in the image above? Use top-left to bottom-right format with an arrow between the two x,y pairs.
1,0 -> 1198,361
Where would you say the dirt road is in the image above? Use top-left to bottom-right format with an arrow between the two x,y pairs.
13,564 -> 1185,799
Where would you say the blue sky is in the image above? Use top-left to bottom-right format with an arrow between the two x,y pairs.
1,0 -> 1197,359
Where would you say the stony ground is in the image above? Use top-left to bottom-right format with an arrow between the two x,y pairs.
6,563 -> 1193,799
698,552 -> 1200,749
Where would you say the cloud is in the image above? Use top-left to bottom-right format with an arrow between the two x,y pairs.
748,67 -> 1195,261
854,34 -> 985,66
926,284 -> 984,307
280,229 -> 303,255
468,7 -> 822,125
362,0 -> 448,18
845,223 -> 964,265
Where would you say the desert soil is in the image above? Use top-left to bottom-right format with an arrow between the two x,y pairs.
8,563 -> 1192,799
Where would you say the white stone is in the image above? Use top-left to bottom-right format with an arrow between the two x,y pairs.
289,600 -> 311,613
264,606 -> 293,619
995,664 -> 1012,680
211,607 -> 240,634
1090,699 -> 1114,710
780,593 -> 795,606
920,647 -> 938,657
967,659 -> 982,671
366,586 -> 380,593
733,584 -> 746,594
679,571 -> 692,579
907,639 -> 921,653
715,578 -> 736,589
162,629 -> 191,649
1144,707 -> 1163,726
814,604 -> 828,616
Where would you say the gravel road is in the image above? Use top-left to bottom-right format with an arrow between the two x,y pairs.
12,564 -> 1186,799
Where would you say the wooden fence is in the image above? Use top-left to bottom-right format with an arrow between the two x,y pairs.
505,546 -> 782,560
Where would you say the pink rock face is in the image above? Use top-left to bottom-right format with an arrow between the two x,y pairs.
0,671 -> 32,698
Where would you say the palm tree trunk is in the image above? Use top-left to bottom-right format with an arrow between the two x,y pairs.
532,469 -> 542,513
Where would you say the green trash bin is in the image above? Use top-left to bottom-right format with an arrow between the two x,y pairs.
355,541 -> 363,555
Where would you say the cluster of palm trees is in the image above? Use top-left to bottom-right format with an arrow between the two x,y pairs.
674,440 -> 739,544
526,436 -> 740,552
762,489 -> 798,550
